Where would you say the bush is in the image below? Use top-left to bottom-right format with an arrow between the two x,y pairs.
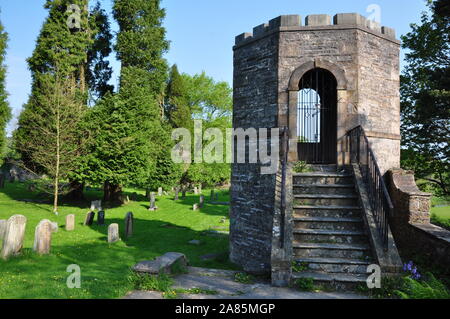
395,273 -> 450,299
294,278 -> 315,292
293,161 -> 312,174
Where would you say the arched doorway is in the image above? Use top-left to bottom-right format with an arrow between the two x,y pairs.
297,68 -> 337,164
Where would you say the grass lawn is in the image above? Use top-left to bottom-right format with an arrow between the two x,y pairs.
0,182 -> 236,299
431,196 -> 450,230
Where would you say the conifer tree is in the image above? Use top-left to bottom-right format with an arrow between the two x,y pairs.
0,16 -> 11,163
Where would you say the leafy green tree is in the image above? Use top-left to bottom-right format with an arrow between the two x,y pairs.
0,16 -> 11,164
401,0 -> 449,195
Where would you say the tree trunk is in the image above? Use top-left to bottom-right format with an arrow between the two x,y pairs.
66,181 -> 85,200
103,181 -> 123,202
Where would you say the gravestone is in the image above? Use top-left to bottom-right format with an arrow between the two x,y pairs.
97,211 -> 106,226
65,215 -> 75,231
174,187 -> 179,201
149,192 -> 158,211
33,219 -> 53,255
193,204 -> 199,211
108,224 -> 120,243
158,187 -> 163,197
0,219 -> 6,239
84,212 -> 95,226
90,200 -> 102,211
133,252 -> 188,275
1,215 -> 27,260
125,212 -> 134,238
199,195 -> 205,208
194,187 -> 198,195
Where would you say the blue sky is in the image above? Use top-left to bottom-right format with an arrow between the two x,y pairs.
0,0 -> 429,135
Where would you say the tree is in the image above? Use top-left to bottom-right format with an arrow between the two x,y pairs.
17,71 -> 86,213
86,0 -> 170,202
164,64 -> 192,130
401,0 -> 450,195
0,16 -> 11,164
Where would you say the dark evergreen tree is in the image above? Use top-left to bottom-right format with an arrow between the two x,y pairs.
165,64 -> 192,130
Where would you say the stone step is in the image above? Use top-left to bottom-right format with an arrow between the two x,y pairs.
294,184 -> 356,195
293,243 -> 372,259
293,229 -> 368,245
294,194 -> 359,207
294,217 -> 364,232
294,257 -> 372,275
294,205 -> 362,219
293,173 -> 353,186
292,271 -> 369,291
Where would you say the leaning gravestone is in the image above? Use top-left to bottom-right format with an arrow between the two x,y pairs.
33,219 -> 53,255
108,224 -> 120,243
0,219 -> 6,240
125,212 -> 134,238
97,211 -> 106,226
158,187 -> 163,197
1,215 -> 27,260
149,192 -> 158,211
84,212 -> 95,226
65,215 -> 75,231
199,195 -> 205,208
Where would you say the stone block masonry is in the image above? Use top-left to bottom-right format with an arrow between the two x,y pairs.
232,12 -> 401,277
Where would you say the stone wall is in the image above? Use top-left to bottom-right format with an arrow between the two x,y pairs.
387,169 -> 450,267
230,31 -> 279,274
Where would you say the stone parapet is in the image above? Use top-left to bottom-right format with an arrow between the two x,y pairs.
235,13 -> 398,46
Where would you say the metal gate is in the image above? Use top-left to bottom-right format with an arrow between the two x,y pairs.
297,68 -> 338,164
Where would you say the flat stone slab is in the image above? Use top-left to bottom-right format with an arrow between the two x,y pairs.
124,267 -> 368,299
133,252 -> 188,275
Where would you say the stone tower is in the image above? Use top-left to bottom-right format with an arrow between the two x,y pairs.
230,13 -> 401,276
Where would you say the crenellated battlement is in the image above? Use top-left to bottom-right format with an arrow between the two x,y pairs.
235,13 -> 397,46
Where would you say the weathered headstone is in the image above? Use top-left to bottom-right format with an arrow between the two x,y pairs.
194,187 -> 198,195
0,219 -> 6,239
1,215 -> 27,260
199,195 -> 205,208
149,192 -> 158,211
124,212 -> 134,238
108,224 -> 120,243
65,214 -> 75,231
33,219 -> 53,255
97,211 -> 106,226
90,200 -> 102,211
158,187 -> 163,197
193,203 -> 199,211
174,187 -> 179,201
84,212 -> 95,226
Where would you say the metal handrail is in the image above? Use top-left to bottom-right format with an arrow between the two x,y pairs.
280,126 -> 289,248
346,126 -> 394,251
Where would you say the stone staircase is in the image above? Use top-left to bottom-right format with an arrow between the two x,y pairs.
291,165 -> 373,290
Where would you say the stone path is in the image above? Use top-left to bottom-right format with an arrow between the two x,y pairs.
124,267 -> 368,299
